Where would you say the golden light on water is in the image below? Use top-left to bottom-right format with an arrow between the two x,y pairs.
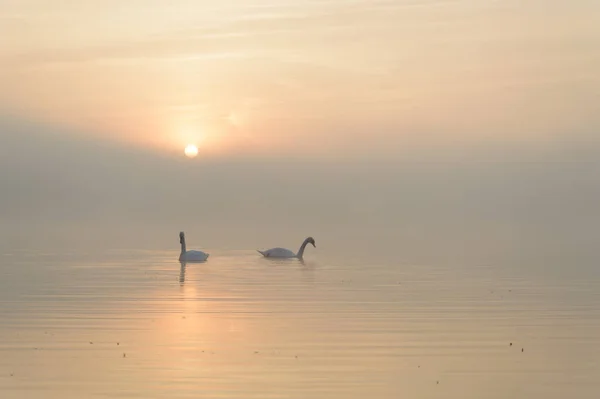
184,144 -> 198,158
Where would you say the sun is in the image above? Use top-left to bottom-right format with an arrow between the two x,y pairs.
184,144 -> 198,158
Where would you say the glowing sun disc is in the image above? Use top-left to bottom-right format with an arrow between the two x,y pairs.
184,144 -> 198,158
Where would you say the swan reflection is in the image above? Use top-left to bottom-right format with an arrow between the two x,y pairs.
179,261 -> 186,285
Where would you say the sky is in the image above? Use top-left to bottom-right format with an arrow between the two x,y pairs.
1,0 -> 599,259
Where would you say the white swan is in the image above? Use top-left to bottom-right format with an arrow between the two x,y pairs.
257,237 -> 316,259
179,231 -> 209,262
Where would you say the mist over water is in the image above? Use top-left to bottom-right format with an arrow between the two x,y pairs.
2,109 -> 600,398
1,117 -> 599,266
2,0 -> 600,396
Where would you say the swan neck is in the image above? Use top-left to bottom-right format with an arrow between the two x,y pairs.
297,238 -> 310,259
180,237 -> 186,258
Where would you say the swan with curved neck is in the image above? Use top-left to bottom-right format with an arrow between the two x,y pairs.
257,237 -> 316,259
179,232 -> 209,262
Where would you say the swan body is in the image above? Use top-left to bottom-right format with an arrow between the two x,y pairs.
179,231 -> 209,262
257,248 -> 296,258
258,237 -> 316,259
181,250 -> 209,262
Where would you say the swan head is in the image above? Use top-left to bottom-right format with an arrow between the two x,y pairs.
179,231 -> 185,244
306,237 -> 316,248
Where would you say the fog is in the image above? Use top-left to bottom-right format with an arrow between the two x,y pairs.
2,116 -> 599,267
1,3 -> 600,397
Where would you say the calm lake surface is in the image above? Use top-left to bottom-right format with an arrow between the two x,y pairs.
1,248 -> 599,398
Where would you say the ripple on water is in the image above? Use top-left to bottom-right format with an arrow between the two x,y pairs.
0,249 -> 599,399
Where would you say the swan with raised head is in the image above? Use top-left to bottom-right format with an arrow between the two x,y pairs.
257,237 -> 316,259
179,232 -> 209,262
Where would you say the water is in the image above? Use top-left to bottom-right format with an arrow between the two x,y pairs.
1,248 -> 599,398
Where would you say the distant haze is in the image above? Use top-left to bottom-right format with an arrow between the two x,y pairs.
1,1 -> 599,263
1,116 -> 599,266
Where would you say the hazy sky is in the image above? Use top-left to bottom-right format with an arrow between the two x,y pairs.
1,1 -> 599,257
2,0 -> 599,155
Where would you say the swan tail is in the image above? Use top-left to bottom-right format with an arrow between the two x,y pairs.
257,250 -> 267,257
